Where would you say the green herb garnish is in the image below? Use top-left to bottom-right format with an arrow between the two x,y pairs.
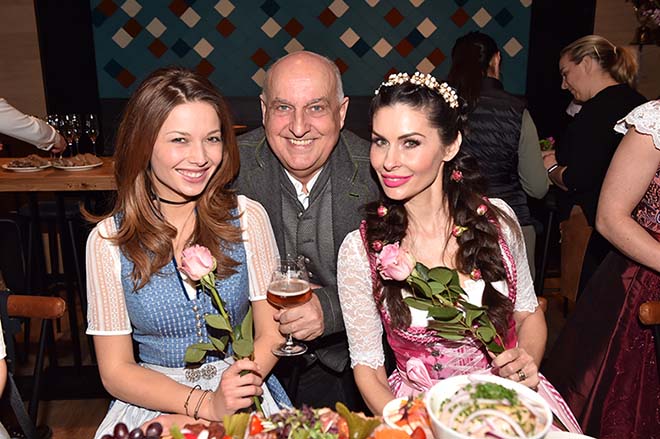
472,382 -> 518,405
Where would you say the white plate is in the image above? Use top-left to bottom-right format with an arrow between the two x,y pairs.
2,163 -> 50,172
52,162 -> 103,171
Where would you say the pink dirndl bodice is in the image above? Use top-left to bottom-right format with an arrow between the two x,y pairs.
359,221 -> 582,433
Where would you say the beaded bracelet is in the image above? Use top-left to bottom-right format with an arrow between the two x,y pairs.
183,385 -> 201,417
193,389 -> 211,420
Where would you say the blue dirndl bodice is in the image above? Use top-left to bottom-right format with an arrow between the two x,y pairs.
114,213 -> 290,406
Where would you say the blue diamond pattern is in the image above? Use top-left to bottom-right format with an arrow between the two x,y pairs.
260,0 -> 279,17
351,39 -> 370,57
454,0 -> 469,6
184,0 -> 197,5
494,8 -> 513,27
407,29 -> 424,48
92,9 -> 108,27
104,59 -> 123,77
171,39 -> 191,57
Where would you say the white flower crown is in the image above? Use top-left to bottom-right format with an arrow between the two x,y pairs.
374,71 -> 459,109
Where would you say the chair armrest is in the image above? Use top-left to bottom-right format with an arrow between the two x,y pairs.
7,295 -> 66,319
639,301 -> 660,326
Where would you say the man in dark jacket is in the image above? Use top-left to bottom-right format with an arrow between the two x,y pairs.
233,51 -> 379,410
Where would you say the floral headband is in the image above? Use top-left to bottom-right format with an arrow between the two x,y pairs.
374,71 -> 460,109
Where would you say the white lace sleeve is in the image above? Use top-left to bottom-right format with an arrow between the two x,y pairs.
337,230 -> 385,370
614,100 -> 660,149
491,199 -> 538,313
86,217 -> 132,335
238,195 -> 279,301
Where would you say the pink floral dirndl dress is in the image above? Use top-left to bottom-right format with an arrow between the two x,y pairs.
360,223 -> 582,433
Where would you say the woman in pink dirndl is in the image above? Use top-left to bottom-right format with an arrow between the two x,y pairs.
336,72 -> 581,433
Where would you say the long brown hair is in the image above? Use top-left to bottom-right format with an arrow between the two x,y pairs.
560,35 -> 638,87
94,66 -> 241,290
367,80 -> 514,335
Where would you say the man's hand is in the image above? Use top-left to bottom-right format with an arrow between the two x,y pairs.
274,293 -> 324,341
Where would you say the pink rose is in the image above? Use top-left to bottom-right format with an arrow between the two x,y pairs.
377,242 -> 415,281
180,245 -> 216,281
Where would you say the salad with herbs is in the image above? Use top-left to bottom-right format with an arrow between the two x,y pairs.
436,381 -> 548,438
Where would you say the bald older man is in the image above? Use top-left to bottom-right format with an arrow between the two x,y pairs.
234,51 -> 379,410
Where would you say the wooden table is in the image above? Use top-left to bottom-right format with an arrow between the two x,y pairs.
0,157 -> 116,192
1,156 -> 115,367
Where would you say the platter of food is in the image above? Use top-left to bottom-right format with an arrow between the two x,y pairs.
2,154 -> 51,172
52,153 -> 103,171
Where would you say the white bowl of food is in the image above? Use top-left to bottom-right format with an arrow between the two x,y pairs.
424,374 -> 553,439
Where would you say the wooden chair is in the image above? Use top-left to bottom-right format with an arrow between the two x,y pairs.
639,300 -> 660,378
1,293 -> 66,437
542,205 -> 592,315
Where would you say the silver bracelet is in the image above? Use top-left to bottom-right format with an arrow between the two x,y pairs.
547,164 -> 559,175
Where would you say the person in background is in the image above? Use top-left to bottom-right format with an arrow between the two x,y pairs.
544,100 -> 660,438
447,31 -> 548,279
541,35 -> 646,294
85,66 -> 288,438
234,51 -> 380,410
0,98 -> 66,153
336,71 -> 581,432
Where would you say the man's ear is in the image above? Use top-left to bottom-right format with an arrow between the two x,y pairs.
260,94 -> 267,125
338,96 -> 349,129
444,132 -> 462,162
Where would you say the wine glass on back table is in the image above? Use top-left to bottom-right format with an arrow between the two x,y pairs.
267,258 -> 312,356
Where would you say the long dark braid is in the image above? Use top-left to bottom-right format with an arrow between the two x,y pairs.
366,78 -> 514,336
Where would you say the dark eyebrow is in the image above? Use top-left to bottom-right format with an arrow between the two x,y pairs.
165,130 -> 190,135
371,130 -> 426,140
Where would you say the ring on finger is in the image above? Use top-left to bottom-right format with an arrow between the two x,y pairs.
517,369 -> 527,381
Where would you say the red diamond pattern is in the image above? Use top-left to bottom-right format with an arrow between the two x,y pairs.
196,59 -> 215,77
148,39 -> 168,58
251,48 -> 270,68
428,48 -> 446,66
451,8 -> 470,27
284,18 -> 303,37
386,68 -> 398,78
395,39 -> 414,57
168,0 -> 188,17
216,18 -> 235,37
97,0 -> 118,16
318,8 -> 337,27
334,58 -> 348,75
384,8 -> 404,27
117,69 -> 136,88
123,18 -> 142,38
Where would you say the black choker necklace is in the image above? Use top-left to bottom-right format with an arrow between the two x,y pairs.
154,196 -> 194,205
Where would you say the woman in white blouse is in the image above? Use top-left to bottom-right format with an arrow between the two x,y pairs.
85,67 -> 286,437
337,72 -> 581,432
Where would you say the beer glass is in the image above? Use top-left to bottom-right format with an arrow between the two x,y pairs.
267,258 -> 312,356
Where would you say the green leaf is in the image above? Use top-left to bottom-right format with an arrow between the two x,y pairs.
241,307 -> 254,344
465,309 -> 484,327
476,326 -> 496,342
428,267 -> 454,285
448,285 -> 466,297
414,263 -> 430,281
232,338 -> 253,358
209,335 -> 229,352
184,346 -> 207,364
460,301 -> 487,311
223,412 -> 250,438
486,339 -> 505,354
427,321 -> 468,332
205,313 -> 232,332
335,402 -> 381,439
427,306 -> 461,320
409,276 -> 432,298
436,331 -> 466,341
404,297 -> 432,310
169,425 -> 184,439
428,281 -> 447,295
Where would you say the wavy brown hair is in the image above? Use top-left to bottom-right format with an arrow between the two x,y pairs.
367,80 -> 515,335
93,66 -> 241,291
